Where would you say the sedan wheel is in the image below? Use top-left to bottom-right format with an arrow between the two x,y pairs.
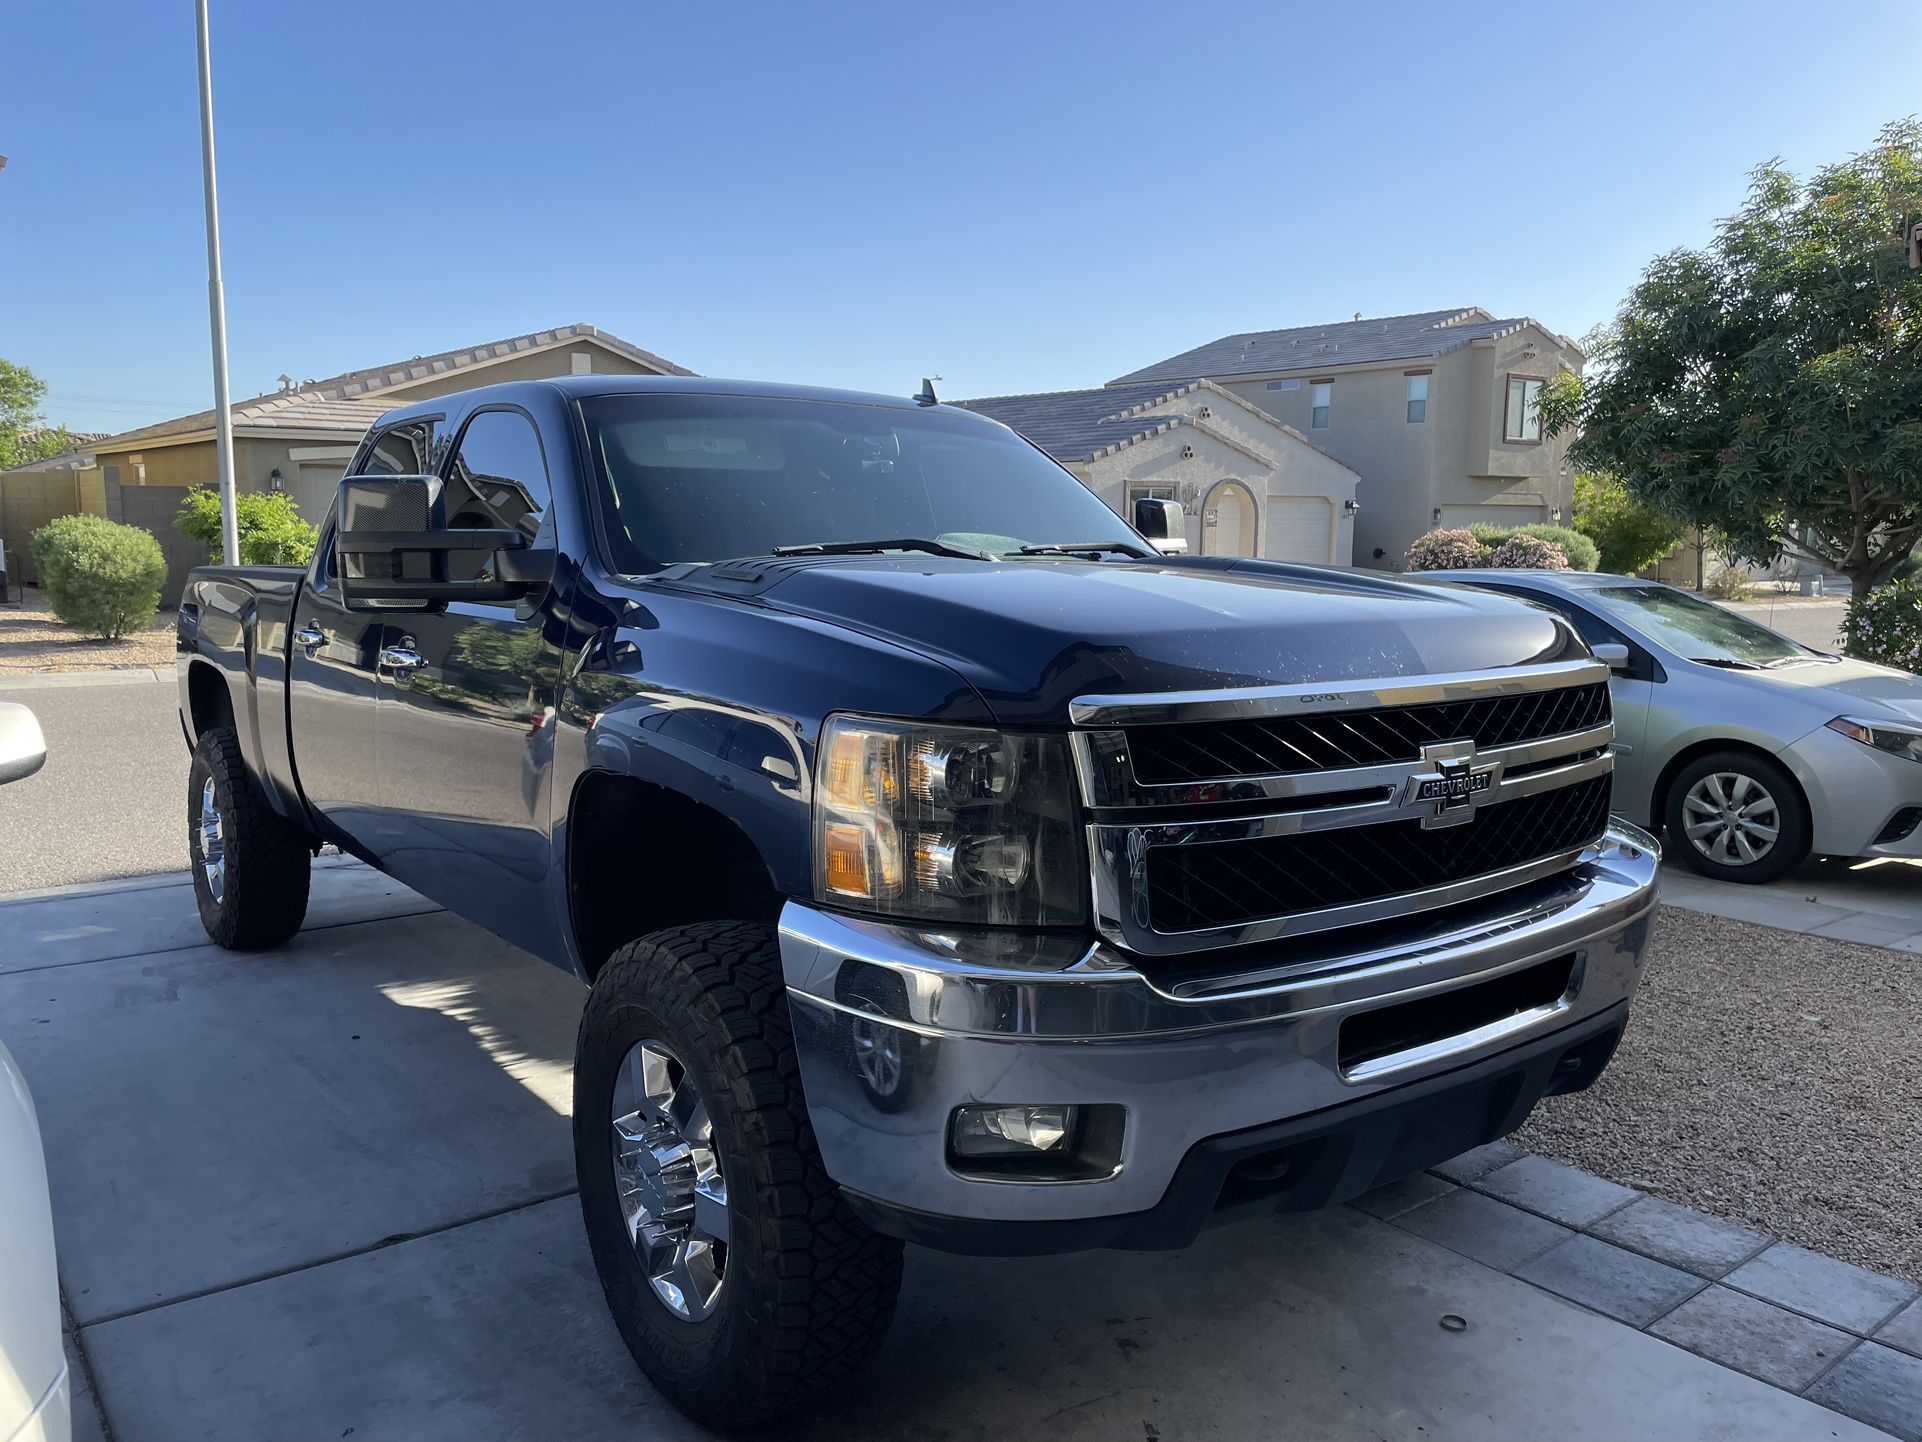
1664,749 -> 1810,884
1681,771 -> 1781,867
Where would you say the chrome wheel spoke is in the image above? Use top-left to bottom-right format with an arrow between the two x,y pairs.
1684,818 -> 1724,839
609,1037 -> 727,1323
1731,830 -> 1759,864
1742,821 -> 1780,842
1683,793 -> 1721,818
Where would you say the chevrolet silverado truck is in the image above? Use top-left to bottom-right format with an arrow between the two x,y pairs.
177,376 -> 1659,1428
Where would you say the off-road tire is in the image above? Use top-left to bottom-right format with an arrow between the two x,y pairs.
187,725 -> 312,949
575,921 -> 904,1431
1663,748 -> 1811,884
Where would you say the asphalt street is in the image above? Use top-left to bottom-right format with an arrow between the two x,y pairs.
0,677 -> 188,893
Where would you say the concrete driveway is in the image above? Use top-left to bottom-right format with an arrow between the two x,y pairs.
1,868 -> 1899,1442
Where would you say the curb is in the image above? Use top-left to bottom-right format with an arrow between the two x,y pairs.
0,667 -> 172,691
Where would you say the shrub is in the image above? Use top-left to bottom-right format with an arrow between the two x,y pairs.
1844,578 -> 1922,672
1509,524 -> 1598,572
1572,472 -> 1686,575
29,514 -> 167,639
176,487 -> 318,567
1404,528 -> 1487,571
1466,522 -> 1597,571
1704,565 -> 1754,602
1488,533 -> 1570,569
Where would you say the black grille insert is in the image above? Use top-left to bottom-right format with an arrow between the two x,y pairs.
1145,773 -> 1611,933
1339,953 -> 1576,1071
1128,682 -> 1610,784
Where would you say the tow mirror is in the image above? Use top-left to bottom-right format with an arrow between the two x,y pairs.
1133,497 -> 1189,555
0,702 -> 47,786
335,475 -> 538,607
1591,643 -> 1631,671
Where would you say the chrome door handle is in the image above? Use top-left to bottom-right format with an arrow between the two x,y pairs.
293,624 -> 325,650
378,646 -> 427,673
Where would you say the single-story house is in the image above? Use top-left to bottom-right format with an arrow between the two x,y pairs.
956,378 -> 1359,564
2,323 -> 692,597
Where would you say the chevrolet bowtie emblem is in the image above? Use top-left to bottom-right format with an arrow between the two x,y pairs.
1403,741 -> 1503,829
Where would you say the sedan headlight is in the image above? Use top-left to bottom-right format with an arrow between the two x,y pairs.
814,716 -> 1085,925
1826,716 -> 1922,763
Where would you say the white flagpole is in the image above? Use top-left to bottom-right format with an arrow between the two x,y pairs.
194,0 -> 239,565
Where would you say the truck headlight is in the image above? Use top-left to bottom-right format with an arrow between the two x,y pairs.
1826,716 -> 1922,763
815,716 -> 1085,925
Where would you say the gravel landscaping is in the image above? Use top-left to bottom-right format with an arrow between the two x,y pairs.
1518,904 -> 1922,1284
0,599 -> 176,672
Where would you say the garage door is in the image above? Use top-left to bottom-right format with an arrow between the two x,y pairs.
1267,497 -> 1333,563
1439,503 -> 1546,530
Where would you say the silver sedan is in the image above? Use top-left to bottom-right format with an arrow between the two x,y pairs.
1428,571 -> 1922,883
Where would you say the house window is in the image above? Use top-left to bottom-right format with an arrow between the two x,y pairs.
1265,379 -> 1302,392
1310,381 -> 1331,429
1406,372 -> 1429,424
1129,483 -> 1179,505
1504,375 -> 1543,443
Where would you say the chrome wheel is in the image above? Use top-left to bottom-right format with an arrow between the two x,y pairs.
1682,771 -> 1780,867
610,1038 -> 728,1322
197,775 -> 227,904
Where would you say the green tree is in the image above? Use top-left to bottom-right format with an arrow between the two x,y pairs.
0,358 -> 75,468
1571,472 -> 1687,574
1539,120 -> 1922,594
176,486 -> 318,566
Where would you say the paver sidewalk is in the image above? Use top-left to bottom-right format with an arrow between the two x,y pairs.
1659,853 -> 1922,952
0,869 -> 1905,1442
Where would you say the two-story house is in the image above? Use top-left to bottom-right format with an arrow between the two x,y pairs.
1107,308 -> 1584,568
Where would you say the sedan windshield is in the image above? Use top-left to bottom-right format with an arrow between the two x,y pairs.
578,393 -> 1142,573
1585,584 -> 1815,666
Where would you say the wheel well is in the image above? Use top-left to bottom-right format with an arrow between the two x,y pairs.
186,661 -> 235,744
1650,738 -> 1807,827
566,771 -> 783,980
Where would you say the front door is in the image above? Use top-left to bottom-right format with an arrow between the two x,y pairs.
372,406 -> 564,953
287,418 -> 442,849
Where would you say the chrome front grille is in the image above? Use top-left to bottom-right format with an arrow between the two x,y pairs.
1071,660 -> 1615,956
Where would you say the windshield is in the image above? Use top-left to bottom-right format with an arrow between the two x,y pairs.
1584,584 -> 1814,666
579,393 -> 1142,572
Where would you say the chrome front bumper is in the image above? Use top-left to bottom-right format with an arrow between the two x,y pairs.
782,821 -> 1660,1236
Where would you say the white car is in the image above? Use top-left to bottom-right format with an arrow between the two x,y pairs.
0,702 -> 66,1442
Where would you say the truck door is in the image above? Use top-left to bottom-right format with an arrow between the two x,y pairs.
371,406 -> 564,953
286,418 -> 440,844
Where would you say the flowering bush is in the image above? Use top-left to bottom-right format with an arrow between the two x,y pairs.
1844,578 -> 1922,672
1404,528 -> 1487,570
1488,534 -> 1570,570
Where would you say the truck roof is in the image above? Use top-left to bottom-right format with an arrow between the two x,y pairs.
377,374 -> 946,425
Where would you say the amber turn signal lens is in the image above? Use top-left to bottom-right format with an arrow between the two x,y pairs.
821,822 -> 871,897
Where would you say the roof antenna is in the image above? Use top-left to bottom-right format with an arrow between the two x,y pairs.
914,377 -> 939,407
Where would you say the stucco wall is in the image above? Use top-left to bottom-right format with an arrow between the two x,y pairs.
1216,322 -> 1581,568
1068,405 -> 1356,565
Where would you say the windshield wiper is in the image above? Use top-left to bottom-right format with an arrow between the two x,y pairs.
770,537 -> 990,560
1015,540 -> 1153,559
1689,656 -> 1764,670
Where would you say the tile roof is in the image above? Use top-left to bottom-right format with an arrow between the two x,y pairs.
1107,308 -> 1572,385
954,380 -> 1210,462
87,323 -> 695,451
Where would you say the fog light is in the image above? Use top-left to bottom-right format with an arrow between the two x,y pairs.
950,1104 -> 1078,1157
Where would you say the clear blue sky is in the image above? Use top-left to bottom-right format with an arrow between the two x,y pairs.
4,0 -> 1918,433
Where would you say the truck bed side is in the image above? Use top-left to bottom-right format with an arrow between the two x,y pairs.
177,564 -> 311,827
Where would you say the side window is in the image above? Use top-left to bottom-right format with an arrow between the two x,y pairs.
445,409 -> 551,538
354,419 -> 441,476
443,409 -> 552,591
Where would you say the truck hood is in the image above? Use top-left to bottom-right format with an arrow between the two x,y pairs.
688,555 -> 1584,725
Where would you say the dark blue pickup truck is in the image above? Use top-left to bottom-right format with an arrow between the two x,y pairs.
177,375 -> 1658,1428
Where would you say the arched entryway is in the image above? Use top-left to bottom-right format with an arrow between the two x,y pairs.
1200,480 -> 1259,557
